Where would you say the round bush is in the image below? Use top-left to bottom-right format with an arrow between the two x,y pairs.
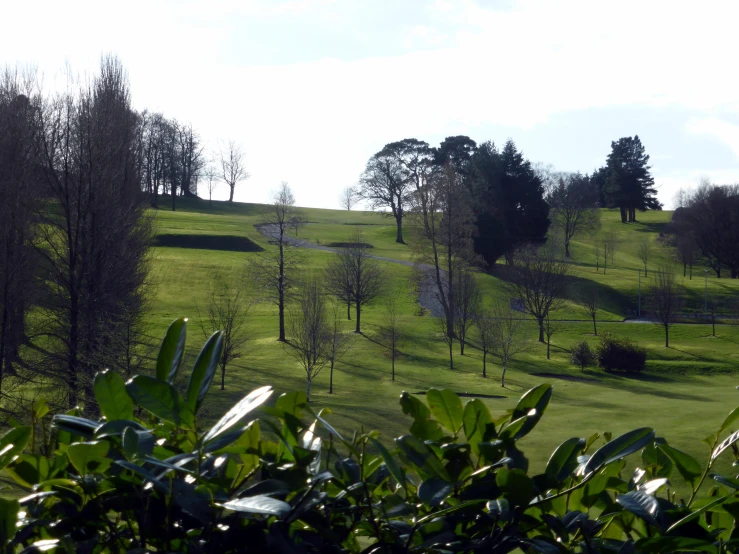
596,332 -> 647,372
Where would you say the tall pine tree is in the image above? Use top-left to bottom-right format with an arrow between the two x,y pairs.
471,140 -> 550,267
603,136 -> 661,222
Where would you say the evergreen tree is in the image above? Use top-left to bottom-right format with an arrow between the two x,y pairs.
471,140 -> 550,267
603,136 -> 661,223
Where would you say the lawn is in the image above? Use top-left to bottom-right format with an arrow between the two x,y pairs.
139,197 -> 739,485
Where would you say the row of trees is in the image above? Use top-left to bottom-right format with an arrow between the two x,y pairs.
0,59 -> 153,413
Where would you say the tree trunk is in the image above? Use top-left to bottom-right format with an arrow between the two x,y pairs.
689,265 -> 692,280
278,288 -> 286,341
501,361 -> 507,387
306,377 -> 311,402
665,326 -> 669,347
592,315 -> 597,336
538,319 -> 545,343
221,362 -> 226,390
395,216 -> 404,244
683,263 -> 686,278
347,300 -> 351,320
229,184 -> 235,202
448,341 -> 454,370
565,240 -> 570,258
619,207 -> 627,223
546,338 -> 550,359
712,315 -> 716,337
329,360 -> 334,393
355,302 -> 361,333
391,354 -> 395,381
482,351 -> 487,378
459,337 -> 464,355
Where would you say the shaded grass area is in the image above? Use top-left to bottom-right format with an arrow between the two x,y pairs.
153,233 -> 263,252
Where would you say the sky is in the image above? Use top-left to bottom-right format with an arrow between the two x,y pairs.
3,0 -> 739,209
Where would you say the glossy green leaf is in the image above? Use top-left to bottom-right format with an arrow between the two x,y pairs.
496,468 -> 536,507
203,385 -> 273,443
463,399 -> 495,455
156,317 -> 187,383
418,477 -> 452,507
395,434 -> 450,481
276,391 -> 307,418
220,495 -> 291,517
0,426 -> 31,472
399,391 -> 431,421
426,389 -> 464,435
67,441 -> 111,475
52,415 -> 100,440
186,330 -> 223,413
33,399 -> 49,420
711,428 -> 739,463
617,490 -> 661,529
658,444 -> 702,484
508,384 -> 553,440
0,497 -> 19,547
719,404 -> 739,435
122,427 -> 139,460
487,498 -> 511,521
126,375 -> 192,427
369,437 -> 405,489
635,537 -> 719,554
545,437 -> 586,483
583,428 -> 655,476
93,369 -> 134,421
5,454 -> 50,487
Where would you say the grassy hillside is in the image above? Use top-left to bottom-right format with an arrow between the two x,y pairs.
142,197 -> 739,481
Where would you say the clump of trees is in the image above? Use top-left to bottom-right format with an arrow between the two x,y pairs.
546,172 -> 600,257
669,182 -> 739,278
593,135 -> 661,223
0,58 -> 155,411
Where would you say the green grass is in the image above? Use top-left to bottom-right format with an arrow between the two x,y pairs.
134,197 -> 739,483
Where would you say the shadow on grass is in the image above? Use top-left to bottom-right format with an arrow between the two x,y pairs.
153,234 -> 263,252
631,221 -> 667,234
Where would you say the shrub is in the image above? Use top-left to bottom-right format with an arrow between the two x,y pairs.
0,318 -> 736,553
596,332 -> 647,372
570,339 -> 595,371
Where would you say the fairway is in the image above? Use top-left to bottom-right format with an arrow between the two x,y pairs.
144,197 -> 739,480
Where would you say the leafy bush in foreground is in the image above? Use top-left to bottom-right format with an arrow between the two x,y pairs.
596,332 -> 647,372
1,318 -> 739,553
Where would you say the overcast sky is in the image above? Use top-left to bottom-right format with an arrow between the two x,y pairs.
3,0 -> 739,209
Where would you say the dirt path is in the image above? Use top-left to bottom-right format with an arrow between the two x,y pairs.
255,223 -> 445,316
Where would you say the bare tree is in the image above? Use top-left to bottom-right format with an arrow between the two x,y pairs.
358,150 -> 412,243
638,240 -> 651,276
326,304 -> 351,394
489,301 -> 530,387
0,67 -> 41,390
602,232 -> 617,274
411,162 -> 477,365
339,186 -> 360,211
594,239 -> 601,273
436,315 -> 455,370
290,214 -> 307,237
676,233 -> 697,279
649,266 -> 684,347
580,286 -> 599,335
197,278 -> 252,390
379,298 -> 402,381
324,231 -> 384,333
508,243 -> 569,343
219,139 -> 249,202
285,279 -> 330,401
249,182 -> 301,341
473,309 -> 496,378
543,314 -> 561,360
204,163 -> 219,207
31,57 -> 153,408
547,173 -> 600,258
452,270 -> 480,355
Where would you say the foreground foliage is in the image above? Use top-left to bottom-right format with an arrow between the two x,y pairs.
1,319 -> 739,553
